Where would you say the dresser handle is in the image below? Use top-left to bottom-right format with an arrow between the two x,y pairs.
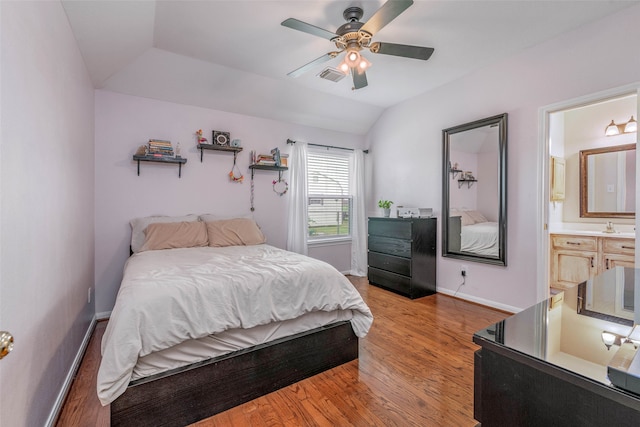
567,241 -> 581,245
622,245 -> 635,250
606,258 -> 610,269
591,257 -> 594,268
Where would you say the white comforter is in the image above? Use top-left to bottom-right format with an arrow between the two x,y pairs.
97,244 -> 373,405
461,221 -> 499,257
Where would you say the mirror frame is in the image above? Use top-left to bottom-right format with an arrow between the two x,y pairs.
442,113 -> 508,266
579,143 -> 636,219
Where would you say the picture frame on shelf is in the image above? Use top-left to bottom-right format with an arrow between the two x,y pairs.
212,131 -> 230,146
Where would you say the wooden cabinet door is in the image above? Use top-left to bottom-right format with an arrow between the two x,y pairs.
602,253 -> 635,270
551,249 -> 597,288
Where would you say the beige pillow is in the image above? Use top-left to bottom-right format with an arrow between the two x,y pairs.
206,218 -> 266,247
139,221 -> 208,252
459,211 -> 475,227
466,210 -> 488,224
130,214 -> 199,253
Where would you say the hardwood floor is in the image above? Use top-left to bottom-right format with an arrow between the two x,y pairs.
56,277 -> 508,426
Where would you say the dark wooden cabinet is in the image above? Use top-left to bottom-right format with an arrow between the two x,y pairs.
473,277 -> 640,426
367,217 -> 436,299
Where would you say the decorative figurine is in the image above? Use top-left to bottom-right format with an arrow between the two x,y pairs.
196,129 -> 208,144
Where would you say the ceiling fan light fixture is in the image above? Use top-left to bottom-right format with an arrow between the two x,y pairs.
358,55 -> 371,72
344,49 -> 362,68
338,60 -> 350,75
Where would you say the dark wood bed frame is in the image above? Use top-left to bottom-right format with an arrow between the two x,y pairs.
111,320 -> 358,426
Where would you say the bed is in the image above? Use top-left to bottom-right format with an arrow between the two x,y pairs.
449,210 -> 499,257
98,215 -> 373,426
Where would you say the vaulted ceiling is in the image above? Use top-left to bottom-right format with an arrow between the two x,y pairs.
61,1 -> 637,134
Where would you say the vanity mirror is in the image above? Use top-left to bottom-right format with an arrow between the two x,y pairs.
579,143 -> 636,218
442,113 -> 507,266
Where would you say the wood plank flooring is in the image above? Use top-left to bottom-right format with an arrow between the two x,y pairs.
56,277 -> 508,426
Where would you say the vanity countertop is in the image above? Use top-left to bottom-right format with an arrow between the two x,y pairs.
550,229 -> 635,238
549,223 -> 635,239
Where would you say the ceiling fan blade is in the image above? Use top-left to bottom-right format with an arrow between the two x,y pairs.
370,42 -> 434,60
360,0 -> 414,36
287,52 -> 339,78
281,18 -> 337,40
352,69 -> 368,90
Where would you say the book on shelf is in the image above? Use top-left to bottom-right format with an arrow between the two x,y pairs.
148,139 -> 174,157
270,147 -> 281,167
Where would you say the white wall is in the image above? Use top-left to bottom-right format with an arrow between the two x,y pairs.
367,4 -> 640,311
94,91 -> 364,313
0,2 -> 95,426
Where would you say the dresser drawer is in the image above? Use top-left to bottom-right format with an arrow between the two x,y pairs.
368,235 -> 411,258
368,219 -> 412,239
367,267 -> 411,295
602,238 -> 635,256
551,235 -> 598,251
368,252 -> 411,276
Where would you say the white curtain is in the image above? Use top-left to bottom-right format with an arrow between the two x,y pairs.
286,141 -> 309,255
350,149 -> 367,276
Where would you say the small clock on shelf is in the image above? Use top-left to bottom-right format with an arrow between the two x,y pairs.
212,130 -> 230,146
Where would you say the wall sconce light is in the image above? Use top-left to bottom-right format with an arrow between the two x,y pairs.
605,116 -> 637,136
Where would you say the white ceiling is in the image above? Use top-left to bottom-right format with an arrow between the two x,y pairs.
61,0 -> 638,135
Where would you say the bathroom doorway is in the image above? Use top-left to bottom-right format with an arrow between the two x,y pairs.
538,85 -> 639,302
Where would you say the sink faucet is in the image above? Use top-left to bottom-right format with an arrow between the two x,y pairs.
605,221 -> 616,233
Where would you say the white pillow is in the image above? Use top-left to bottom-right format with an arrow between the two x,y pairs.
130,214 -> 199,253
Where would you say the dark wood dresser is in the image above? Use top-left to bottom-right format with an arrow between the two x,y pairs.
473,268 -> 640,426
367,217 -> 436,299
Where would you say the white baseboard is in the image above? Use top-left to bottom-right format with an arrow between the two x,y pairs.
46,315 -> 97,427
96,310 -> 112,321
437,288 -> 522,314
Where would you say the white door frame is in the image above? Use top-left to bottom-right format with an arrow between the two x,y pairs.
536,82 -> 640,303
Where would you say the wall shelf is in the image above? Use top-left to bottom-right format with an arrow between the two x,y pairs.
249,164 -> 288,180
450,168 -> 463,180
458,179 -> 477,189
197,144 -> 242,163
133,155 -> 187,178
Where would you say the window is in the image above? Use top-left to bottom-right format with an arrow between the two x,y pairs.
307,148 -> 352,241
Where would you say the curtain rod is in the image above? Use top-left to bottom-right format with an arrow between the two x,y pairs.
286,139 -> 368,154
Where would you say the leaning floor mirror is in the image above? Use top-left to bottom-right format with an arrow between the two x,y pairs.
442,113 -> 507,266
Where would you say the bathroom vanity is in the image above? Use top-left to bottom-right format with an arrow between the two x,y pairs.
550,231 -> 635,289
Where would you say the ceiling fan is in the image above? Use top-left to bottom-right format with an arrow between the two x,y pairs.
281,0 -> 434,90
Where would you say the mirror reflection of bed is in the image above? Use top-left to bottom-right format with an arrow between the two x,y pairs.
447,123 -> 501,259
448,210 -> 499,257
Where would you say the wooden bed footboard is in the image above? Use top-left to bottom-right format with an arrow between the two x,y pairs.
111,321 -> 358,426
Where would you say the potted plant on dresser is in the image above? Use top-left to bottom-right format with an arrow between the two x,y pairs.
378,200 -> 393,217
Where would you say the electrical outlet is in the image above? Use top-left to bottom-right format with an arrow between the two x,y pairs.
88,287 -> 92,304
461,265 -> 468,276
